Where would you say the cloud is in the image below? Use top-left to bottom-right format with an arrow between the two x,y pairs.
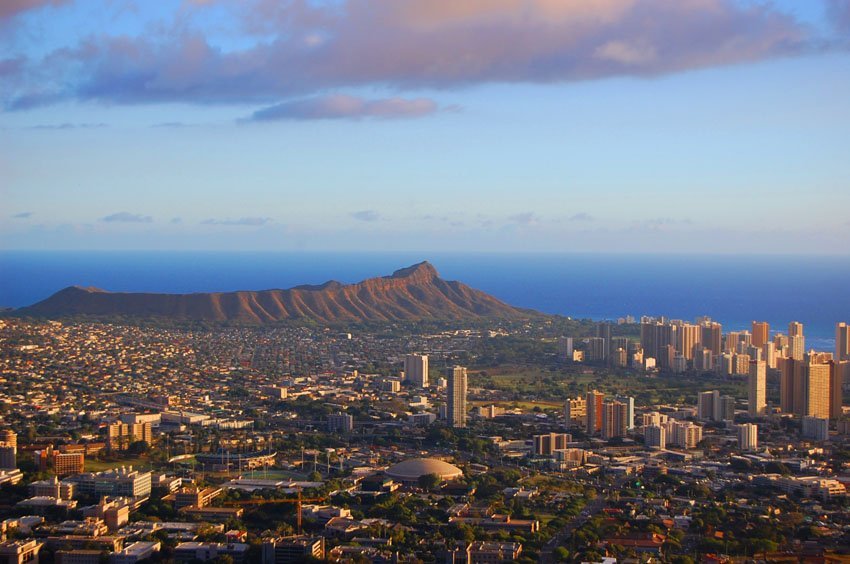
826,0 -> 850,32
631,217 -> 694,231
201,217 -> 273,226
3,0 -> 813,109
0,0 -> 69,20
248,94 -> 440,121
508,212 -> 540,226
12,212 -> 33,219
351,210 -> 381,222
28,123 -> 107,130
101,212 -> 153,223
170,217 -> 182,224
569,212 -> 594,222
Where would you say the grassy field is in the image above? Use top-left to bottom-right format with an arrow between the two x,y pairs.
85,456 -> 150,472
470,364 -> 749,407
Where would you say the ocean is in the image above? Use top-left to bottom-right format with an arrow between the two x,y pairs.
1,251 -> 847,347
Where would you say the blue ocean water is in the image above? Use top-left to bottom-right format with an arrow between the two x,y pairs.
1,251 -> 847,345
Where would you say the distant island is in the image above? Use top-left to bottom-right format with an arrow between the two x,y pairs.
14,261 -> 535,323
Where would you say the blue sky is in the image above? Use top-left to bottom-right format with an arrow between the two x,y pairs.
2,0 -> 849,253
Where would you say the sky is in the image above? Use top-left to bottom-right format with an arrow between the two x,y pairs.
2,0 -> 849,253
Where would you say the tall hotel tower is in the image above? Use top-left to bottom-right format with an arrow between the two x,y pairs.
447,367 -> 468,428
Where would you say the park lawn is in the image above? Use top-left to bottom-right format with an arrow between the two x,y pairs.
85,456 -> 150,472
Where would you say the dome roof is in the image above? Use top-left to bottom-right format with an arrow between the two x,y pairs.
385,458 -> 463,481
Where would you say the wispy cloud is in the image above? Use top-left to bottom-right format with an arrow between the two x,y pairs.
3,0 -> 817,110
249,95 -> 440,121
508,212 -> 540,226
12,211 -> 33,219
569,212 -> 594,222
201,217 -> 273,226
28,123 -> 107,130
0,0 -> 70,20
101,211 -> 153,223
351,210 -> 381,222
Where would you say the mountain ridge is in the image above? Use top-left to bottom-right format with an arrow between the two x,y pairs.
16,261 -> 536,323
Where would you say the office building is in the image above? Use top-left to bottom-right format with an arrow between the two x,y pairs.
447,367 -> 468,429
585,390 -> 604,435
403,354 -> 429,388
748,360 -> 766,416
585,337 -> 607,362
67,467 -> 152,498
262,537 -> 325,563
53,452 -> 85,476
738,423 -> 758,451
644,425 -> 666,449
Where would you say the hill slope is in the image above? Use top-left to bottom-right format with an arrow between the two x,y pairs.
18,262 -> 533,323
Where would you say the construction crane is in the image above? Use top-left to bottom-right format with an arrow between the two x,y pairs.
223,490 -> 326,534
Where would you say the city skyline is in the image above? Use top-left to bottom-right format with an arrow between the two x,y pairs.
2,0 -> 850,253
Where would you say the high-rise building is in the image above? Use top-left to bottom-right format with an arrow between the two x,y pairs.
564,397 -> 587,429
748,360 -> 766,417
801,416 -> 829,441
585,337 -> 607,362
788,321 -> 804,337
0,444 -> 16,470
803,356 -> 831,419
533,433 -> 570,456
738,423 -> 758,451
447,367 -> 468,429
694,348 -> 714,371
672,422 -> 703,449
752,321 -> 770,348
601,401 -> 628,440
107,422 -> 152,452
0,430 -> 17,449
328,413 -> 354,433
404,354 -> 429,388
789,335 -> 806,361
701,322 -> 723,356
614,395 -> 635,430
644,425 -> 666,449
763,341 -> 777,369
585,390 -> 604,435
830,360 -> 842,419
676,323 -> 701,361
837,322 -> 850,361
697,391 -> 720,422
596,322 -> 612,362
779,357 -> 797,415
557,338 -> 574,361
